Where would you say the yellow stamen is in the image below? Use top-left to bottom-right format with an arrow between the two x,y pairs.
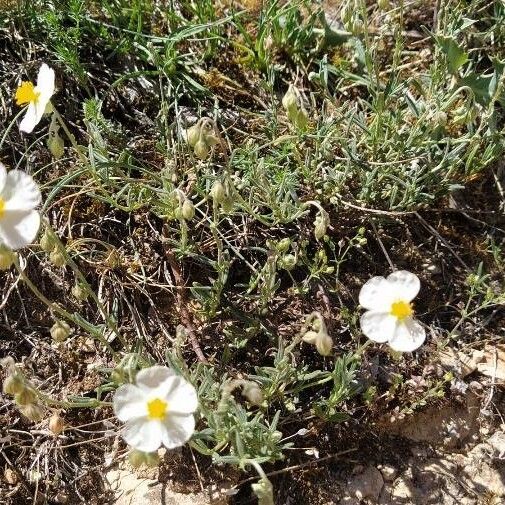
147,398 -> 168,420
390,300 -> 413,321
15,81 -> 40,106
0,198 -> 5,219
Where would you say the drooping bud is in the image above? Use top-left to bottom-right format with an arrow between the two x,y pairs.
185,124 -> 201,147
433,110 -> 448,127
378,0 -> 390,10
314,211 -> 330,240
15,388 -> 36,406
242,381 -> 264,406
301,330 -> 319,345
194,140 -> 209,160
282,85 -> 298,112
47,131 -> 65,159
210,180 -> 226,203
181,199 -> 195,220
39,229 -> 55,253
50,320 -> 71,342
2,373 -> 25,395
49,248 -> 66,267
19,403 -> 44,422
315,332 -> 333,356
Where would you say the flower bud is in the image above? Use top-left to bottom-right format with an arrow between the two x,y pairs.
19,403 -> 44,422
128,449 -> 160,468
378,0 -> 390,9
0,248 -> 14,270
49,248 -> 66,267
315,332 -> 333,356
3,374 -> 25,395
49,412 -> 65,435
302,330 -> 319,345
314,212 -> 329,240
181,199 -> 195,220
4,468 -> 18,485
194,140 -> 209,160
242,382 -> 264,406
282,85 -> 298,111
276,238 -> 291,253
185,124 -> 201,147
50,320 -> 71,342
39,229 -> 55,253
48,132 -> 65,159
204,132 -> 219,147
71,282 -> 88,301
278,253 -> 297,271
15,388 -> 36,406
210,180 -> 226,203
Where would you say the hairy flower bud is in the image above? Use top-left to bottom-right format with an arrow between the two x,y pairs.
194,140 -> 209,160
50,320 -> 71,342
19,403 -> 44,422
276,238 -> 291,254
210,180 -> 226,203
242,382 -> 264,406
301,330 -> 319,345
185,124 -> 201,147
39,229 -> 55,253
15,388 -> 36,406
315,332 -> 333,356
3,374 -> 25,395
378,0 -> 390,9
49,248 -> 66,267
282,85 -> 298,112
181,199 -> 195,220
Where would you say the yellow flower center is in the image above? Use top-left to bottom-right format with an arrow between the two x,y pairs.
390,300 -> 413,321
0,198 -> 5,219
147,398 -> 168,420
15,81 -> 40,106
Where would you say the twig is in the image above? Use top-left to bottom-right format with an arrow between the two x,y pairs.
164,247 -> 208,364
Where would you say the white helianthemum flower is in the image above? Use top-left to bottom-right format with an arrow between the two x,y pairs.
0,163 -> 41,250
113,366 -> 198,453
359,270 -> 426,352
16,63 -> 55,134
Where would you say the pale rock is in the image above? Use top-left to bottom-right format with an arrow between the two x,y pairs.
487,430 -> 505,457
347,466 -> 384,502
378,464 -> 397,482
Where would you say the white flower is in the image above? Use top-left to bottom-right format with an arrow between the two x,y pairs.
16,63 -> 55,134
0,163 -> 41,250
113,366 -> 198,453
359,270 -> 426,352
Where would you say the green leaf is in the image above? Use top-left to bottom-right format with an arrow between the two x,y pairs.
437,35 -> 468,74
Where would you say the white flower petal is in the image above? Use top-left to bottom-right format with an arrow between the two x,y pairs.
19,102 -> 38,133
359,276 -> 395,311
2,170 -> 41,211
122,418 -> 164,452
360,311 -> 397,343
0,163 -> 7,193
36,63 -> 55,100
161,413 -> 195,449
0,210 -> 40,250
386,270 -> 420,302
136,366 -> 176,393
165,376 -> 198,415
389,317 -> 426,352
113,384 -> 147,422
